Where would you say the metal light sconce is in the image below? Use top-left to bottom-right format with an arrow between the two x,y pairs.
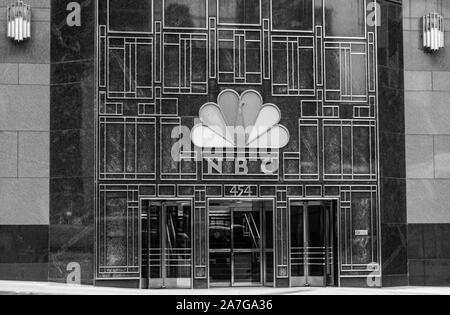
7,1 -> 31,42
423,12 -> 445,52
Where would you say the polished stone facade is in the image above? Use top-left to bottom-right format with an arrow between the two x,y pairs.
49,0 -> 95,285
378,0 -> 408,287
2,0 -> 449,289
95,0 -> 383,288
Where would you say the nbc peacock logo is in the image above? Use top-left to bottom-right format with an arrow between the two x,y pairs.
191,89 -> 290,150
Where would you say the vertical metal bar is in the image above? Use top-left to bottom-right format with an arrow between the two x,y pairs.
303,202 -> 309,286
22,4 -> 27,39
231,206 -> 235,286
18,2 -> 23,41
262,204 -> 266,286
27,5 -> 31,38
15,5 -> 19,41
7,6 -> 10,38
147,203 -> 151,289
260,205 -> 264,286
162,203 -> 167,288
423,14 -> 427,48
190,201 -> 193,289
432,13 -> 437,50
329,202 -> 335,286
272,200 -> 276,288
323,203 -> 327,286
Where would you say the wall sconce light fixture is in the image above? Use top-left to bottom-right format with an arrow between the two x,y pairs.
423,12 -> 445,52
7,1 -> 31,42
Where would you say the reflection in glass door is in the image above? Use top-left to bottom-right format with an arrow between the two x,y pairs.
209,200 -> 273,287
290,201 -> 337,287
141,200 -> 192,289
233,208 -> 261,285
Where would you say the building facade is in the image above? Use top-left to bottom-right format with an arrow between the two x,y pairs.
0,0 -> 448,289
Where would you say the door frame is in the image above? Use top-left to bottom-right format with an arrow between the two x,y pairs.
207,198 -> 276,289
288,198 -> 341,288
139,198 -> 194,289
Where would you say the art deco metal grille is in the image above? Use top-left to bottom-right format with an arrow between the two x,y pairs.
96,0 -> 381,284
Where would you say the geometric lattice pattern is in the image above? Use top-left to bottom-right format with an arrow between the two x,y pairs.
96,0 -> 380,283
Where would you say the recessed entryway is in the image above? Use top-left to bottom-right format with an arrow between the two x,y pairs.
208,199 -> 274,288
141,200 -> 193,289
290,200 -> 338,287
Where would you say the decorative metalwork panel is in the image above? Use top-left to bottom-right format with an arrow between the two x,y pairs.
271,35 -> 315,96
163,33 -> 208,94
99,117 -> 156,180
340,185 -> 379,274
324,42 -> 368,102
97,0 -> 381,282
97,185 -> 140,279
106,36 -> 153,99
218,29 -> 262,84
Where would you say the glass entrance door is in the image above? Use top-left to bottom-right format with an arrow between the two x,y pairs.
209,200 -> 273,287
232,208 -> 262,286
290,201 -> 337,287
141,200 -> 192,289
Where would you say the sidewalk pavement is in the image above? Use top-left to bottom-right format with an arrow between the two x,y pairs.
0,281 -> 449,295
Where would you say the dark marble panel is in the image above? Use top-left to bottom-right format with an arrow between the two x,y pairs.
409,259 -> 426,286
324,0 -> 366,38
299,125 -> 319,175
409,224 -> 450,260
51,60 -> 95,85
353,127 -> 372,175
379,132 -> 406,179
410,259 -> 450,287
378,66 -> 404,91
275,278 -> 289,288
49,177 -> 95,284
381,224 -> 408,276
164,0 -> 207,29
107,0 -> 153,32
95,279 -> 140,289
50,0 -> 99,287
51,0 -> 95,63
324,126 -> 341,175
271,0 -> 313,31
0,225 -> 48,282
382,274 -> 409,287
50,129 -> 95,179
380,178 -> 407,224
424,260 -> 450,286
50,83 -> 95,132
408,225 -> 450,286
351,192 -> 373,265
377,2 -> 406,281
408,224 -> 424,260
0,226 -> 48,264
49,225 -> 94,285
378,0 -> 403,70
386,2 -> 404,70
378,3 -> 405,256
339,277 -> 378,288
102,191 -> 128,267
424,225 -> 450,260
50,177 -> 95,225
0,264 -> 48,282
218,0 -> 261,25
193,279 -> 208,289
378,87 -> 405,135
